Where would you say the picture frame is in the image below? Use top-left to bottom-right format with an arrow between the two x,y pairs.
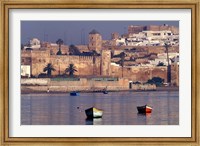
0,0 -> 199,145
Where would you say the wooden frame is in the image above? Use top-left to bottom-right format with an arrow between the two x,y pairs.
0,0 -> 199,145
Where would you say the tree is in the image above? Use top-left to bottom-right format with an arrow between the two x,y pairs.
133,81 -> 141,84
157,61 -> 165,66
69,44 -> 81,55
43,63 -> 56,77
147,77 -> 164,86
119,52 -> 126,77
164,43 -> 171,84
65,64 -> 77,76
56,39 -> 64,55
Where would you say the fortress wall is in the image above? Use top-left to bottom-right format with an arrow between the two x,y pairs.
31,50 -> 51,76
32,63 -> 47,76
171,63 -> 179,86
21,51 -> 32,57
21,78 -> 130,92
21,78 -> 49,86
47,46 -> 69,55
110,65 -> 122,77
130,67 -> 151,82
110,65 -> 167,83
31,55 -> 101,76
21,78 -> 157,92
77,62 -> 93,76
24,49 -> 170,83
31,50 -> 51,58
132,84 -> 156,90
79,56 -> 93,63
101,50 -> 111,76
151,67 -> 167,82
108,46 -> 179,54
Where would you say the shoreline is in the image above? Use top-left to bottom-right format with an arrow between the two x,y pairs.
21,86 -> 179,94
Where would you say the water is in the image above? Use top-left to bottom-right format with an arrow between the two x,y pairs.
21,91 -> 179,125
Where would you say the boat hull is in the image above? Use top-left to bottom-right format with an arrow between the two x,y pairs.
137,105 -> 152,113
103,91 -> 108,94
70,92 -> 79,96
85,107 -> 103,118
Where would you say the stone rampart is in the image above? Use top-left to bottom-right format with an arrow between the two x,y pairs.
21,78 -> 157,93
21,78 -> 49,86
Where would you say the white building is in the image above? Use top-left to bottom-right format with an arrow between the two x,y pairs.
24,38 -> 41,49
115,30 -> 179,46
21,65 -> 31,77
149,53 -> 179,66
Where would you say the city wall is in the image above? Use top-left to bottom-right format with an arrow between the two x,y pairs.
109,46 -> 179,54
110,65 -> 167,82
21,49 -> 176,84
22,50 -> 101,76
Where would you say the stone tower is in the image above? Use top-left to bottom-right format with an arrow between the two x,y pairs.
101,50 -> 111,76
111,32 -> 119,40
111,32 -> 119,46
88,29 -> 102,53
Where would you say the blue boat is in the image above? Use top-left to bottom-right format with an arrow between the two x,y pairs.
70,92 -> 79,96
103,87 -> 108,94
103,90 -> 108,94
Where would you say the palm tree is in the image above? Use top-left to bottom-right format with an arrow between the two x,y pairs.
65,64 -> 77,76
43,63 -> 56,77
164,43 -> 171,84
56,39 -> 64,55
120,52 -> 126,78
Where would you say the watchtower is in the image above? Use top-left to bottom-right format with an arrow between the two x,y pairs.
88,29 -> 102,53
101,50 -> 111,76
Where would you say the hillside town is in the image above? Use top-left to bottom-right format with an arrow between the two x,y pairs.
21,24 -> 179,91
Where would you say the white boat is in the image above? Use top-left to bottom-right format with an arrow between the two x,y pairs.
85,107 -> 103,118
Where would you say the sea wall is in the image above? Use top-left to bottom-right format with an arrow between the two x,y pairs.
21,78 -> 156,93
21,78 -> 49,86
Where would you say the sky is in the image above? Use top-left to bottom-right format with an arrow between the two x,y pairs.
21,21 -> 179,45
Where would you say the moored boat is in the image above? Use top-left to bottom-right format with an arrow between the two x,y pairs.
70,91 -> 79,96
103,87 -> 108,94
103,90 -> 108,94
85,107 -> 103,118
137,105 -> 152,113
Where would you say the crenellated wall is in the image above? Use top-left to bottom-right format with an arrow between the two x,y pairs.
23,50 -> 102,76
21,49 -> 176,84
110,65 -> 167,83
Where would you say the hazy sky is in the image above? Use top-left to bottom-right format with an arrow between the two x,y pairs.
21,21 -> 179,45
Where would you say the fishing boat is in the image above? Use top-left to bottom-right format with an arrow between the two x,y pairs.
137,105 -> 152,113
70,91 -> 79,96
103,90 -> 108,94
103,87 -> 108,94
85,107 -> 103,118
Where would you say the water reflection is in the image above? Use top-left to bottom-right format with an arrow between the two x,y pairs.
21,91 -> 179,125
85,118 -> 103,125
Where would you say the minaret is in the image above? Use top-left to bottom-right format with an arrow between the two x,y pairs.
88,29 -> 102,53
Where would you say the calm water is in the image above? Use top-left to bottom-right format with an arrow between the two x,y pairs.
21,91 -> 179,125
